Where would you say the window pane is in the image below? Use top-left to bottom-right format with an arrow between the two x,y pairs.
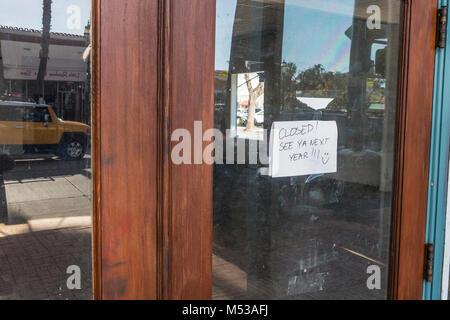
0,105 -> 25,122
214,0 -> 402,300
0,0 -> 92,300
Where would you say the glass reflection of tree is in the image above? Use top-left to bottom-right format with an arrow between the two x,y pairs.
294,64 -> 349,112
37,0 -> 53,99
244,73 -> 264,130
0,40 -> 5,98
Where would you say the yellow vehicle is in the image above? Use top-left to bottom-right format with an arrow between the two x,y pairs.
0,101 -> 91,160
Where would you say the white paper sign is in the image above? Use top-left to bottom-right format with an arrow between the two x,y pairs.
269,121 -> 338,178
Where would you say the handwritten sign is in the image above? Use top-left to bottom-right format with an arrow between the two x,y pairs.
269,121 -> 338,178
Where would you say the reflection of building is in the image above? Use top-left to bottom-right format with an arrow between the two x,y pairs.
0,26 -> 90,124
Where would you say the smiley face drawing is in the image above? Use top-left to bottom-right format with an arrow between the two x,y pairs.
321,152 -> 331,165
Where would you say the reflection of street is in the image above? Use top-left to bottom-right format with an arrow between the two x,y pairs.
236,127 -> 264,141
213,254 -> 247,300
0,155 -> 92,300
213,165 -> 390,300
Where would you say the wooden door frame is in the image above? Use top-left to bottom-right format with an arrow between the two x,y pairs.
92,0 -> 101,300
91,0 -> 437,300
388,0 -> 437,300
91,0 -> 215,300
92,0 -> 161,300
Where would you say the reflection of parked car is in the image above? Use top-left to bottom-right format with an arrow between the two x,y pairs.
0,153 -> 15,174
237,108 -> 248,126
237,108 -> 247,119
0,153 -> 14,224
255,110 -> 264,126
0,101 -> 91,160
238,108 -> 265,127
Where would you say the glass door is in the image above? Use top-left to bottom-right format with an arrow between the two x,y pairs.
0,0 -> 93,300
213,0 -> 403,300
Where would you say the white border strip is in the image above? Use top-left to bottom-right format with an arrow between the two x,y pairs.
442,157 -> 450,300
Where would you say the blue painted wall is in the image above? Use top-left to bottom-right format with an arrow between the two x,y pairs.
424,0 -> 450,300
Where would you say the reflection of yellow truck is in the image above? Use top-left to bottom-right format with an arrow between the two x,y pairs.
0,101 -> 91,160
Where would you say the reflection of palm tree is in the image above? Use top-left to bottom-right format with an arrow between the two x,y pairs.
37,0 -> 52,97
0,38 -> 5,97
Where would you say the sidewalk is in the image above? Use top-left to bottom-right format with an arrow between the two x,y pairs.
0,156 -> 93,300
0,225 -> 92,300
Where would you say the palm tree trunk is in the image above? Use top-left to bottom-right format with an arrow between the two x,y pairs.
0,39 -> 6,98
37,0 -> 52,98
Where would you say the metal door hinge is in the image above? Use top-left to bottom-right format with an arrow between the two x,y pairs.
437,6 -> 448,48
424,243 -> 434,282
